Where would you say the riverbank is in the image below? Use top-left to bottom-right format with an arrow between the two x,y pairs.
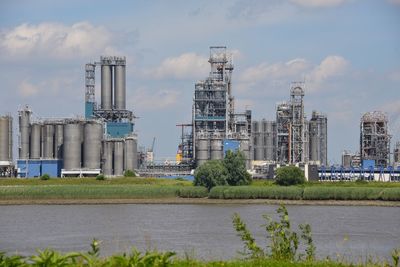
1,198 -> 400,206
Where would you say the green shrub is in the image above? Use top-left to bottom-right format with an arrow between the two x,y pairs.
124,170 -> 136,177
275,166 -> 305,186
224,150 -> 252,186
96,174 -> 105,181
194,160 -> 228,190
380,188 -> 400,201
209,186 -> 303,200
40,174 -> 50,180
303,187 -> 383,200
177,186 -> 208,198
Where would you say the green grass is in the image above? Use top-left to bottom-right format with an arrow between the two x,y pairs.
0,185 -> 208,200
209,186 -> 303,200
251,179 -> 400,188
302,187 -> 383,200
380,188 -> 400,201
0,177 -> 192,186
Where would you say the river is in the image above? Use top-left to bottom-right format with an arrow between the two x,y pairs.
0,204 -> 399,261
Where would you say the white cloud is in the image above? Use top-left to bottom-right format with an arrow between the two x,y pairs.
306,55 -> 349,91
0,22 -> 114,59
129,88 -> 181,111
239,58 -> 309,82
290,0 -> 349,7
18,81 -> 40,97
149,53 -> 209,80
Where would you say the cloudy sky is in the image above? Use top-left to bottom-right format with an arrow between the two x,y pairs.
0,0 -> 399,163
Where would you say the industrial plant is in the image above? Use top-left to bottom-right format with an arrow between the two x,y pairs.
0,46 -> 399,181
14,56 -> 137,178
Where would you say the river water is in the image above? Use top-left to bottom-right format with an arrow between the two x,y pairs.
0,204 -> 399,261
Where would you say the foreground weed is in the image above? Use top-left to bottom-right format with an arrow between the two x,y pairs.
233,205 -> 316,262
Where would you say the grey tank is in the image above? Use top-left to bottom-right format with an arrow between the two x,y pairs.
63,122 -> 82,170
263,121 -> 275,161
114,65 -> 126,110
101,64 -> 113,110
83,121 -> 103,169
102,140 -> 113,176
254,134 -> 263,160
124,137 -> 138,171
114,140 -> 124,176
210,139 -> 223,160
54,124 -> 64,159
240,139 -> 251,169
0,116 -> 11,161
30,123 -> 41,159
196,138 -> 209,166
19,109 -> 31,159
42,124 -> 54,159
309,120 -> 319,163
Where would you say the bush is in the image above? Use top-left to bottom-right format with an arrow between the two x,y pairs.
194,160 -> 228,190
124,170 -> 136,177
177,186 -> 208,198
224,150 -> 252,186
275,166 -> 305,186
96,174 -> 105,181
209,186 -> 303,200
40,174 -> 50,180
380,188 -> 400,201
303,187 -> 383,200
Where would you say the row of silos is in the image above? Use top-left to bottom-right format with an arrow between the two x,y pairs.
27,122 -> 65,160
252,120 -> 276,161
195,135 -> 251,169
0,115 -> 13,162
102,137 -> 138,176
100,57 -> 126,111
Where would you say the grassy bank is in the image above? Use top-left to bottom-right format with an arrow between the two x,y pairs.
0,185 -> 208,200
210,186 -> 400,201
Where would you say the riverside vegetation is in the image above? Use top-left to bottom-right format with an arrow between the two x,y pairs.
0,205 -> 399,267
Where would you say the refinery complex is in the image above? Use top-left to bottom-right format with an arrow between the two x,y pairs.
0,46 -> 399,181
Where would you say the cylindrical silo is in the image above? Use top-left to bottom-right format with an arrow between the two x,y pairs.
63,121 -> 82,170
101,64 -> 112,110
114,139 -> 124,176
114,65 -> 126,110
210,138 -> 223,160
42,124 -> 54,159
264,121 -> 275,161
8,116 -> 12,161
124,137 -> 138,171
18,108 -> 31,159
102,140 -> 113,176
240,139 -> 251,169
254,134 -> 263,160
308,120 -> 319,162
30,123 -> 41,159
54,123 -> 64,159
83,121 -> 103,169
0,116 -> 10,161
196,138 -> 209,166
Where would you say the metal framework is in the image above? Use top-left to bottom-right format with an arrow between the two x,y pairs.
290,82 -> 307,163
360,111 -> 391,167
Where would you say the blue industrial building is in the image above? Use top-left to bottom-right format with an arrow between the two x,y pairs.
17,159 -> 62,178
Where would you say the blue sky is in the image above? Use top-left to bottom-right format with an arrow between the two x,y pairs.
0,0 -> 399,163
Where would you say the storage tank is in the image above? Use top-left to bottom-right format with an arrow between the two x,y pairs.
18,108 -> 31,159
124,137 -> 138,171
196,138 -> 209,166
83,121 -> 103,169
101,64 -> 112,110
239,139 -> 251,169
54,123 -> 64,159
254,134 -> 263,160
309,120 -> 319,163
114,65 -> 126,110
263,121 -> 275,161
30,123 -> 41,159
42,124 -> 54,159
0,116 -> 11,161
63,121 -> 82,170
210,138 -> 223,160
114,139 -> 124,176
102,140 -> 113,176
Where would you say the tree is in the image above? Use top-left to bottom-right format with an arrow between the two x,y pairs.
275,166 -> 305,186
223,150 -> 252,186
194,160 -> 228,190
